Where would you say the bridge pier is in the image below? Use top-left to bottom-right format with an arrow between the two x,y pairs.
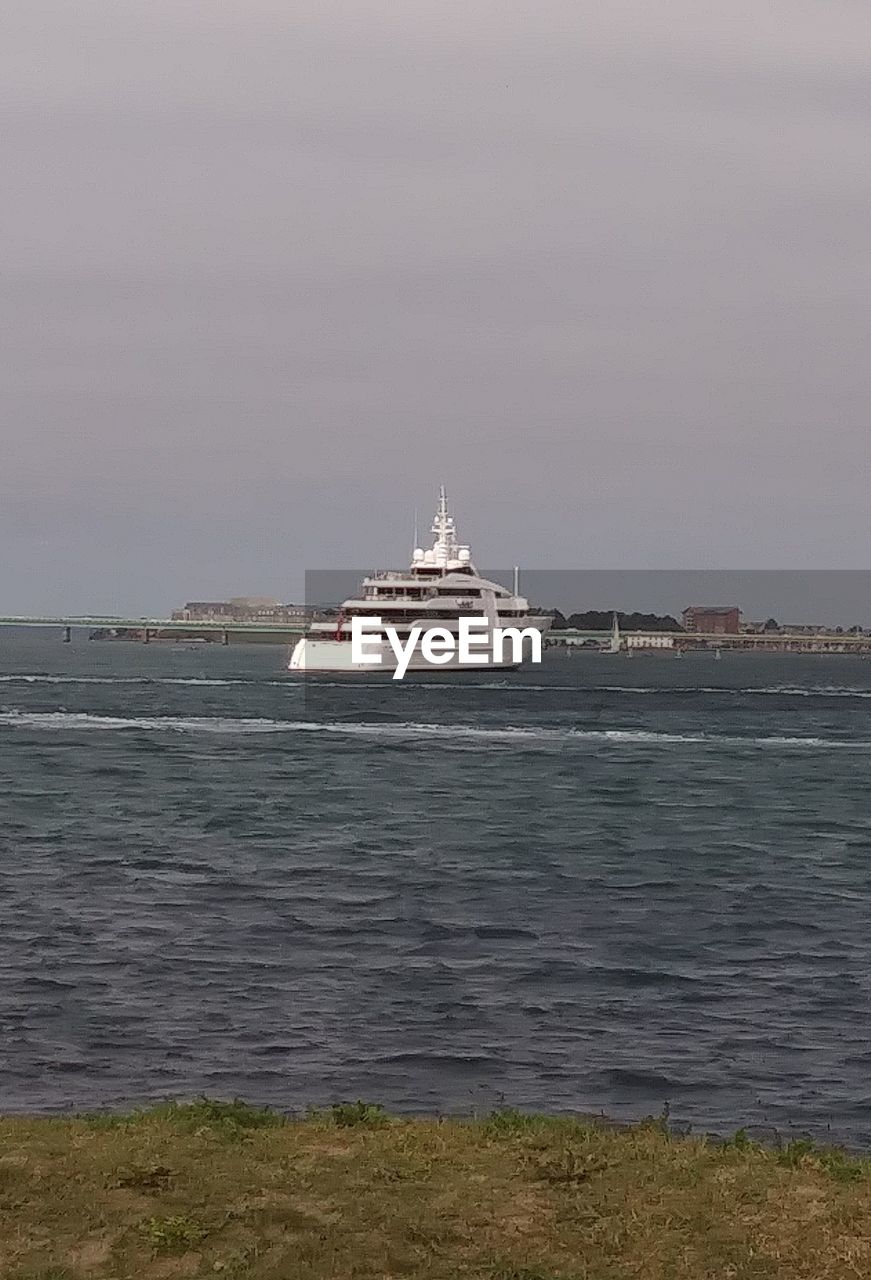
222,630 -> 229,646
143,628 -> 150,645
62,626 -> 71,644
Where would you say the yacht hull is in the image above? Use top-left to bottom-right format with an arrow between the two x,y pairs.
288,637 -> 530,673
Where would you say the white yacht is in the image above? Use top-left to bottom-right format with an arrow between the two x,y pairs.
288,487 -> 551,673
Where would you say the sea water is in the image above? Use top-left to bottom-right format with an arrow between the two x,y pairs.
2,629 -> 871,1144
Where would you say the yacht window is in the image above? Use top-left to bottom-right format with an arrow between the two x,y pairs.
427,609 -> 488,619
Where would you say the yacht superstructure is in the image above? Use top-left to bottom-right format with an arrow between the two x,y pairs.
288,487 -> 551,672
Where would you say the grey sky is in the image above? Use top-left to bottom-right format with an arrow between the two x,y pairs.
3,1 -> 871,614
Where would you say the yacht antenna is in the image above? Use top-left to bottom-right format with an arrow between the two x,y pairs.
436,485 -> 449,539
431,484 -> 458,570
413,506 -> 418,554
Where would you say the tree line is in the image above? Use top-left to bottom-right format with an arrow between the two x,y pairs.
540,610 -> 683,632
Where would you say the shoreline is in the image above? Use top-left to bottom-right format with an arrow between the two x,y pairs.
2,1099 -> 869,1278
0,1097 -> 852,1151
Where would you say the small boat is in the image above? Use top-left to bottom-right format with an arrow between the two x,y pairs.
601,612 -> 622,655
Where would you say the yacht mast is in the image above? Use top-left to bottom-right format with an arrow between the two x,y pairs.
431,484 -> 458,568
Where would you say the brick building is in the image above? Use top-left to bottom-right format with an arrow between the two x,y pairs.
682,606 -> 741,635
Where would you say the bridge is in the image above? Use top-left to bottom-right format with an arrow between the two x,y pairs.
552,630 -> 871,652
0,616 -> 307,643
0,616 -> 869,652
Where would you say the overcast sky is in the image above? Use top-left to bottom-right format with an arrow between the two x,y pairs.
3,0 -> 871,614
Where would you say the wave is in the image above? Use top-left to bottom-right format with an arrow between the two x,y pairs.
5,674 -> 871,700
0,710 -> 858,749
410,681 -> 871,698
478,682 -> 871,699
499,682 -> 871,698
0,674 -> 252,687
0,674 -> 628,692
600,683 -> 871,699
296,679 -> 871,698
753,684 -> 871,699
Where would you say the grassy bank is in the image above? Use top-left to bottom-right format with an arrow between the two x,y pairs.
1,1100 -> 869,1279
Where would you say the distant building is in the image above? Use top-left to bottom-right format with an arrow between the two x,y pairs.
173,601 -> 237,620
625,633 -> 674,649
172,599 -> 309,624
228,597 -> 284,611
682,606 -> 741,635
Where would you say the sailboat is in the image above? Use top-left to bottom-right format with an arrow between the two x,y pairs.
601,612 -> 622,655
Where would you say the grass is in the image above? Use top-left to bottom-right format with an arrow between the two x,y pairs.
1,1099 -> 870,1277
